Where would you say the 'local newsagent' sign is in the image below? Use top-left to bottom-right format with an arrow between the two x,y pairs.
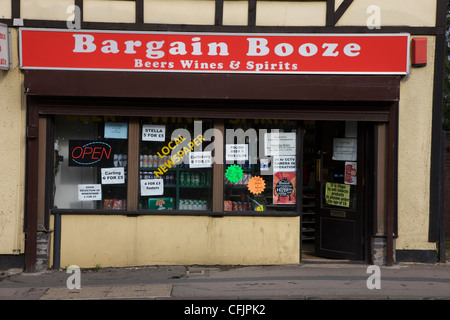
19,29 -> 410,75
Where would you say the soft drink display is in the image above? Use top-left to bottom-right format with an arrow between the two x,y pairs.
180,171 -> 209,185
179,199 -> 208,210
140,154 -> 179,168
230,201 -> 251,211
139,171 -> 176,185
139,154 -> 211,210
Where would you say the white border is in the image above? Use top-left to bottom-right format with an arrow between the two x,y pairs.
0,23 -> 11,70
18,28 -> 411,75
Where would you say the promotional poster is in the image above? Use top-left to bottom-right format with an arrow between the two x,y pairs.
273,172 -> 296,204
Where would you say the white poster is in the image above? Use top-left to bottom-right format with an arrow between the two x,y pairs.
225,144 -> 248,161
332,138 -> 357,161
104,122 -> 128,139
78,184 -> 102,201
273,156 -> 296,172
264,132 -> 296,156
140,179 -> 164,196
101,167 -> 125,184
142,125 -> 165,141
189,151 -> 212,168
0,24 -> 10,70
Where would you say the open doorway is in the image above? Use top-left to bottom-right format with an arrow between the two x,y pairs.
301,120 -> 367,261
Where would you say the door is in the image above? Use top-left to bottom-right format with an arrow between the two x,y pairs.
314,121 -> 364,260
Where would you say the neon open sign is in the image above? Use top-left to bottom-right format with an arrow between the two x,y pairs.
69,140 -> 113,167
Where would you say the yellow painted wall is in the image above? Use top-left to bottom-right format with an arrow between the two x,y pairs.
84,0 -> 136,23
144,0 -> 215,25
11,0 -> 439,28
336,0 -> 436,27
0,0 -> 11,19
54,215 -> 300,268
0,29 -> 26,256
396,36 -> 437,252
21,0 -> 74,21
256,1 -> 326,27
253,0 -> 436,27
223,1 -> 248,26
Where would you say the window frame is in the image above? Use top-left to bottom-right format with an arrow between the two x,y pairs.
137,116 -> 215,212
33,90 -> 395,220
47,111 -> 302,218
51,115 -> 130,211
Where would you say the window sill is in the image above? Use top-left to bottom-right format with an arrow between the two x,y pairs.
51,208 -> 299,217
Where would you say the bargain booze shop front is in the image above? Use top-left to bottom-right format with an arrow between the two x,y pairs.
0,1 -> 446,272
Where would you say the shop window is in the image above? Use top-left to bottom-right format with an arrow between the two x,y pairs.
53,115 -> 129,210
52,115 -> 300,215
223,119 -> 298,212
139,117 -> 213,211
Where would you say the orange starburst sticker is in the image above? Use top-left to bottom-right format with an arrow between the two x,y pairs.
247,176 -> 266,195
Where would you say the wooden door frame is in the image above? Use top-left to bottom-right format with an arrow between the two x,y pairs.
313,121 -> 368,261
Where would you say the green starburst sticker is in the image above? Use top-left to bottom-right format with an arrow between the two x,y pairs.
225,165 -> 244,184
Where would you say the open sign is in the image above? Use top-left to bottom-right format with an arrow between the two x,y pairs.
69,140 -> 114,167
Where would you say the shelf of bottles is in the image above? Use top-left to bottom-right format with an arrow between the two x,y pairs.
302,192 -> 316,241
139,154 -> 212,210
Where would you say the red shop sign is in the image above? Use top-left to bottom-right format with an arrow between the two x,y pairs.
19,28 -> 410,75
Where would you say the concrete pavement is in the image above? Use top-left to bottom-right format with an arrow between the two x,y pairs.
1,261 -> 449,300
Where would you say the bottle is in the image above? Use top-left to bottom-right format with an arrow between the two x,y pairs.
186,172 -> 191,185
194,173 -> 199,186
200,172 -> 205,185
149,155 -> 154,168
143,155 -> 148,168
180,172 -> 186,185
